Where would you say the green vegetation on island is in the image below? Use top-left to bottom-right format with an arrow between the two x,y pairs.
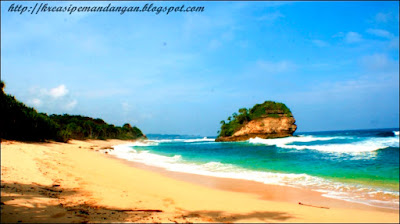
218,101 -> 293,137
0,80 -> 145,142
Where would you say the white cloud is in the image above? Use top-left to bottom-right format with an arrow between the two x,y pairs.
360,53 -> 398,72
344,32 -> 363,43
312,39 -> 329,47
285,72 -> 398,106
49,85 -> 68,98
257,11 -> 284,22
332,32 -> 345,38
366,29 -> 394,39
26,84 -> 78,112
140,113 -> 153,120
64,100 -> 77,110
237,40 -> 249,48
375,12 -> 391,23
208,39 -> 222,50
256,60 -> 295,73
389,37 -> 399,49
78,88 -> 132,99
30,98 -> 42,107
121,102 -> 131,112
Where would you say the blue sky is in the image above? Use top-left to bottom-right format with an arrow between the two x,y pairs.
1,1 -> 399,136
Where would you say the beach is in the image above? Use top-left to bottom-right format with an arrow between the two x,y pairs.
1,139 -> 399,223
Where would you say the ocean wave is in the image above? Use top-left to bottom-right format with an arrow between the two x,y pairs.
150,139 -> 184,143
109,145 -> 315,186
184,137 -> 215,143
108,145 -> 399,209
109,146 -> 182,166
249,136 -> 399,154
129,141 -> 159,147
280,143 -> 384,153
109,147 -> 320,187
150,137 -> 215,143
249,136 -> 337,146
321,190 -> 400,210
394,131 -> 399,136
111,141 -> 158,153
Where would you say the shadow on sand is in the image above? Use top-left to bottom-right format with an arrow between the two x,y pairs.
0,181 -> 150,223
177,209 -> 293,223
1,181 -> 294,223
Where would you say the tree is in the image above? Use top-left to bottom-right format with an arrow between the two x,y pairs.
123,123 -> 132,129
232,112 -> 238,119
0,80 -> 4,92
238,108 -> 248,115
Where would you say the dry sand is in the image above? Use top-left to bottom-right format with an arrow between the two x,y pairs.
1,139 -> 398,223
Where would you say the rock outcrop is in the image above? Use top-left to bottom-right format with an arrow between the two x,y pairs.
215,116 -> 297,142
215,101 -> 297,142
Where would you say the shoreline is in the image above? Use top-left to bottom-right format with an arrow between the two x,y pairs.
1,139 -> 399,223
105,146 -> 398,213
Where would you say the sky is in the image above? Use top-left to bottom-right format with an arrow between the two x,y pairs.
1,1 -> 399,136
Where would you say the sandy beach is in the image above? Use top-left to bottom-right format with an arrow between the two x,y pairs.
1,139 -> 398,223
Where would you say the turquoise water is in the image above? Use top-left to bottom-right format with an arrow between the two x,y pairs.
109,129 -> 399,209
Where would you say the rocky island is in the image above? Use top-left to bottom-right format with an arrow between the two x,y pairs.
216,101 -> 297,142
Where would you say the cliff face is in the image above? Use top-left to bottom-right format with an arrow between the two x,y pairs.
216,116 -> 297,142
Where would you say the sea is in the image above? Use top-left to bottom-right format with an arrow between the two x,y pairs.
108,128 -> 399,210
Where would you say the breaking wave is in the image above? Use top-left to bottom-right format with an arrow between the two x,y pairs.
249,136 -> 399,154
150,137 -> 215,143
108,144 -> 399,209
249,135 -> 337,146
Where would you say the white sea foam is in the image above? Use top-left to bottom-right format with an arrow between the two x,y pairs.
150,137 -> 215,143
115,141 -> 159,147
151,139 -> 183,143
109,141 -> 158,156
394,131 -> 399,136
110,147 -> 320,187
108,144 -> 399,209
109,144 -> 317,187
249,136 -> 399,154
183,137 -> 215,143
280,143 -> 385,153
249,136 -> 336,146
321,191 -> 399,210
